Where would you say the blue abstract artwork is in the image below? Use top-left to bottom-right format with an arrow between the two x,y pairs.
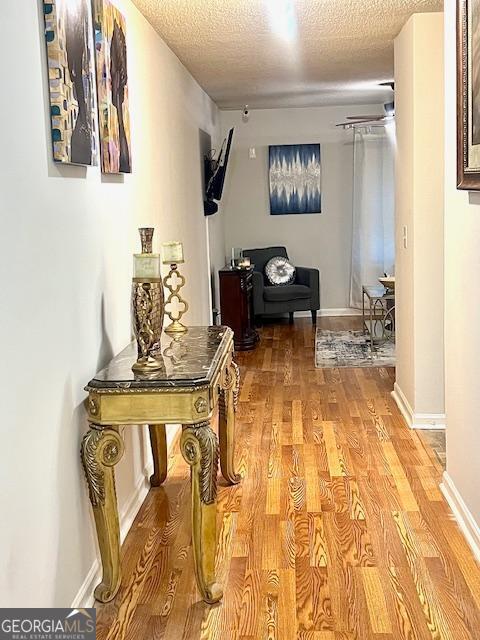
269,144 -> 321,215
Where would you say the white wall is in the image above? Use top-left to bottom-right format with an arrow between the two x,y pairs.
220,106 -> 384,311
200,129 -> 226,318
0,0 -> 219,607
207,213 -> 226,316
393,13 -> 445,426
443,0 -> 480,543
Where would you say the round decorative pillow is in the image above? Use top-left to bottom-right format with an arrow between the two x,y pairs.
265,256 -> 296,286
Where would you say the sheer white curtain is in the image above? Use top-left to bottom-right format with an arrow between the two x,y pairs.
350,123 -> 395,308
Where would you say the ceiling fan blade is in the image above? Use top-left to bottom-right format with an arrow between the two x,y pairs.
346,115 -> 384,120
336,116 -> 390,127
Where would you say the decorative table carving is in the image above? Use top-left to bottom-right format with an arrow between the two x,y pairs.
81,326 -> 240,605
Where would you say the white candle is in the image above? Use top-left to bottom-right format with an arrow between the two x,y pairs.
162,241 -> 184,264
133,254 -> 161,278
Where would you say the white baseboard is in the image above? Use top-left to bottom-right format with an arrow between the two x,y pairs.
441,471 -> 480,563
391,382 -> 446,430
295,308 -> 362,318
70,556 -> 100,609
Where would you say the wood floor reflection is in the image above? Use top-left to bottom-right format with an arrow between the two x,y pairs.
96,317 -> 480,640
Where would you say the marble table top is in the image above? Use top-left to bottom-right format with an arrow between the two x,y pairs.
86,326 -> 233,392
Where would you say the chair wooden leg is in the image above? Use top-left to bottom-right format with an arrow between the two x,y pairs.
311,310 -> 317,325
289,312 -> 294,324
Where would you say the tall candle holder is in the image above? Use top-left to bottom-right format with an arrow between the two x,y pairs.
131,228 -> 164,373
162,241 -> 189,334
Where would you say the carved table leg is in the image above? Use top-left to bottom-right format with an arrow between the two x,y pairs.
81,424 -> 124,603
181,421 -> 223,604
219,359 -> 241,484
148,424 -> 167,486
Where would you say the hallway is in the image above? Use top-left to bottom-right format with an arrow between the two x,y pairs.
96,318 -> 480,640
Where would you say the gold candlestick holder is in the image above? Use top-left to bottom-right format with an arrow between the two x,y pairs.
162,240 -> 188,334
163,262 -> 189,334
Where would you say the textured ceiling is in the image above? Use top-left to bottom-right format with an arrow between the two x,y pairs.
132,0 -> 443,109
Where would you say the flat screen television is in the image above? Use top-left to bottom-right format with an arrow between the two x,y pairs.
204,127 -> 234,216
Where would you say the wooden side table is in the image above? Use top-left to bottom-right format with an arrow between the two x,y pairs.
82,327 -> 240,605
219,266 -> 259,351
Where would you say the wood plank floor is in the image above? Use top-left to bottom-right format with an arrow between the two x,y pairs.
96,317 -> 480,640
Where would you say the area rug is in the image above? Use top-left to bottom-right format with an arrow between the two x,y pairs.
315,329 -> 395,368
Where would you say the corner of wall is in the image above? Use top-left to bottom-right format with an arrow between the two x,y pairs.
392,382 -> 446,429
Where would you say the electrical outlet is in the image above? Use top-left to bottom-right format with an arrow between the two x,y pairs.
403,225 -> 408,249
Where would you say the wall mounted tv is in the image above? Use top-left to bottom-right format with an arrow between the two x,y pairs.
204,127 -> 234,216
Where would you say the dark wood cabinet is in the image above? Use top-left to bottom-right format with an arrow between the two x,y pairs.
219,266 -> 259,351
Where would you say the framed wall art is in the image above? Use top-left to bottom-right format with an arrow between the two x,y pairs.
43,0 -> 97,165
269,144 -> 321,214
93,0 -> 132,173
457,0 -> 480,189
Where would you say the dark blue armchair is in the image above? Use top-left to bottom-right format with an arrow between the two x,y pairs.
242,246 -> 320,324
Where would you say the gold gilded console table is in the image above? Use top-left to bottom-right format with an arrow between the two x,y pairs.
81,326 -> 240,605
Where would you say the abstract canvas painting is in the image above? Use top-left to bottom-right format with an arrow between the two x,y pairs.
269,144 -> 321,214
93,0 -> 132,173
43,0 -> 97,165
